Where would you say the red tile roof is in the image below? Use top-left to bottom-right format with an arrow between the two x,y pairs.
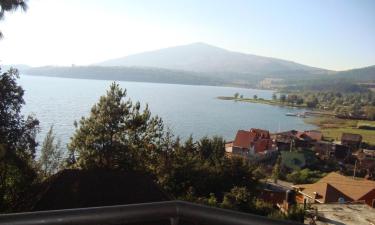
254,139 -> 271,153
233,128 -> 273,152
233,130 -> 256,149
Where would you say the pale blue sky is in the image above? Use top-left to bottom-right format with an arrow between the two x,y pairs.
0,0 -> 374,70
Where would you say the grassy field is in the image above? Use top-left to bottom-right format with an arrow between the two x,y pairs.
305,116 -> 375,145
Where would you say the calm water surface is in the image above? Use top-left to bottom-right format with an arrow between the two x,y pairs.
19,75 -> 316,149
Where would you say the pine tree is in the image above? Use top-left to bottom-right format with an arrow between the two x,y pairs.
38,126 -> 64,178
68,82 -> 165,171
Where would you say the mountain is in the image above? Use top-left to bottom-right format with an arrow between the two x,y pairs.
334,65 -> 375,81
1,64 -> 31,72
24,66 -> 230,87
96,42 -> 327,75
21,43 -> 374,89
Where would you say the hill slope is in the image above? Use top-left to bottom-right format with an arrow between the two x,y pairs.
96,42 -> 327,75
335,65 -> 375,81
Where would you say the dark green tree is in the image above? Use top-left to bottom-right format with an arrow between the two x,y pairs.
271,156 -> 281,183
0,0 -> 28,38
365,106 -> 375,120
38,126 -> 64,178
68,82 -> 165,171
221,186 -> 253,212
296,97 -> 304,105
0,68 -> 39,212
280,94 -> 286,103
196,136 -> 225,162
286,168 -> 326,184
158,136 -> 259,199
306,97 -> 318,108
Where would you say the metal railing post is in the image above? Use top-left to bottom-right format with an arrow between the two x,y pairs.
170,216 -> 179,225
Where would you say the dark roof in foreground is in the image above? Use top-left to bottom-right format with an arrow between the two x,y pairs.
30,169 -> 171,211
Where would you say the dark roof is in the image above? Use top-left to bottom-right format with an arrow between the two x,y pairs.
275,130 -> 321,142
341,133 -> 362,142
250,128 -> 270,139
257,190 -> 285,204
30,169 -> 170,211
276,130 -> 298,135
303,130 -> 323,141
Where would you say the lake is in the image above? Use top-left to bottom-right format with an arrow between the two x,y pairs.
19,75 -> 316,149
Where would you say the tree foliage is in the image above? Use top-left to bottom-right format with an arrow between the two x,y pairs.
271,156 -> 281,183
156,136 -> 259,200
0,68 -> 39,212
280,94 -> 286,103
0,0 -> 28,38
38,126 -> 64,178
277,90 -> 375,120
286,168 -> 326,184
66,84 -> 262,215
68,82 -> 165,171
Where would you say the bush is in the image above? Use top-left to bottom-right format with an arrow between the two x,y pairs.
286,169 -> 326,184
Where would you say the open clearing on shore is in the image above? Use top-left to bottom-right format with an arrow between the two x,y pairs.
305,117 -> 375,145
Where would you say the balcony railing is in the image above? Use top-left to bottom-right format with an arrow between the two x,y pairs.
0,200 -> 303,225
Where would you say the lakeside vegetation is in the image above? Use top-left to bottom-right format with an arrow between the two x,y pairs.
217,95 -> 308,108
218,84 -> 375,146
219,82 -> 375,122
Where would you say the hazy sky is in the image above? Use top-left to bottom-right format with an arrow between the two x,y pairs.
0,0 -> 374,70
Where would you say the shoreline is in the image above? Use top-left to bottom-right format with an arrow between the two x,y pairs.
218,96 -> 375,145
217,96 -> 309,109
21,74 -> 274,91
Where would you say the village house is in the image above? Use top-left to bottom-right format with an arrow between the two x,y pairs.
293,172 -> 375,206
273,130 -> 323,151
355,149 -> 375,179
341,133 -> 362,150
313,141 -> 351,162
225,128 -> 276,159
